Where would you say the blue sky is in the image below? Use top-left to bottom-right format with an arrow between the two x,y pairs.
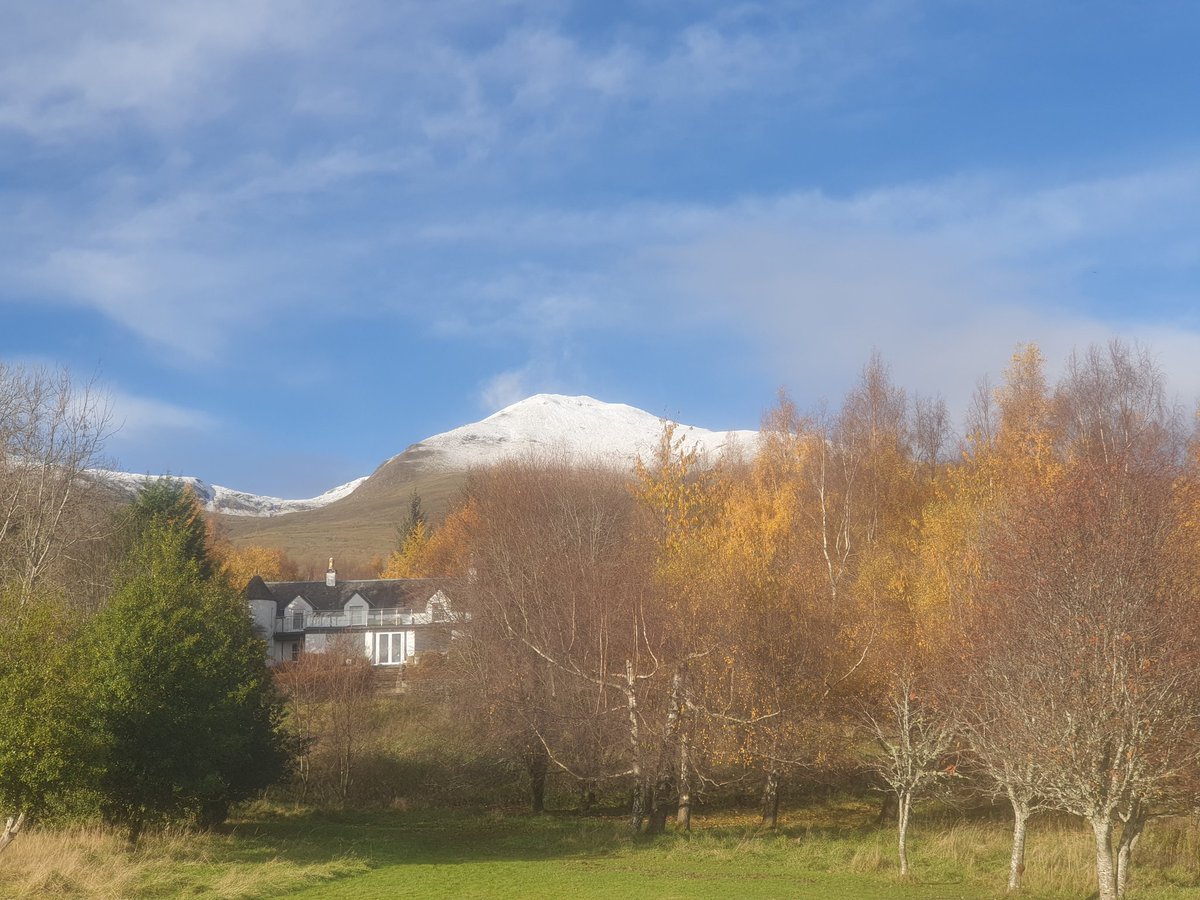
4,1 -> 1200,497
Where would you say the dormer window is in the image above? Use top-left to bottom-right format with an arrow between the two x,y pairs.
345,594 -> 369,627
284,596 -> 312,631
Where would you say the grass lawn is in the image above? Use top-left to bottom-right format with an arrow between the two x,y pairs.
4,800 -> 1200,898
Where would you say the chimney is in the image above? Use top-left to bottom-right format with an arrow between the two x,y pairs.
326,557 -> 336,587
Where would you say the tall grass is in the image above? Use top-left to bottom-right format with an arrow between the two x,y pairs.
0,823 -> 366,899
3,801 -> 1199,898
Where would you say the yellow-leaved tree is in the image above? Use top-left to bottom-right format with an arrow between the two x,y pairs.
214,544 -> 300,589
910,343 -> 1061,891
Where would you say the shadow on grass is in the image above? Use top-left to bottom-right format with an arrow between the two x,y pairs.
221,807 -> 634,872
217,798 -> 916,878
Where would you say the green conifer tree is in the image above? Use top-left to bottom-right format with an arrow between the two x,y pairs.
86,517 -> 291,840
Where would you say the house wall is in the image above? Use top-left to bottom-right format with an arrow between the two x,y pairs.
413,625 -> 451,654
306,633 -> 329,654
249,598 -> 276,641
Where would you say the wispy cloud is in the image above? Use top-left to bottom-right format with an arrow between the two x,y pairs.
107,389 -> 218,440
0,0 -> 324,136
1,1 -> 930,365
635,163 -> 1200,408
6,0 -> 1200,437
412,156 -> 1200,409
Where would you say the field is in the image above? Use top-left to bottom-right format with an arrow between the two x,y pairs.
4,801 -> 1200,899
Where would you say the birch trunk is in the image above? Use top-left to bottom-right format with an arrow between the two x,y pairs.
1115,807 -> 1145,900
527,741 -> 549,813
897,792 -> 912,877
646,668 -> 684,835
760,770 -> 780,829
0,812 -> 26,856
579,781 -> 597,814
1092,816 -> 1118,900
625,660 -> 645,833
1007,799 -> 1029,893
676,730 -> 692,830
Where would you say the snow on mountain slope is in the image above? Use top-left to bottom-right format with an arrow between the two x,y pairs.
95,470 -> 369,517
95,395 -> 756,519
397,394 -> 757,472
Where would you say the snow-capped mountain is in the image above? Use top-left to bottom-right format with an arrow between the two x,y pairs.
393,394 -> 757,472
95,470 -> 369,518
96,395 -> 756,520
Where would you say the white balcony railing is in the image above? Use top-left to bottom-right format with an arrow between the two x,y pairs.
276,607 -> 416,632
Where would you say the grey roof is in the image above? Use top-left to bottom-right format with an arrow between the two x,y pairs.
244,575 -> 276,602
249,577 -> 451,614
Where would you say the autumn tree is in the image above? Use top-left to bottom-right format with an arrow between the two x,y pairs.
705,397 -> 864,829
864,668 -> 955,878
631,423 -> 734,832
977,341 -> 1200,900
379,520 -> 431,578
457,456 -> 672,824
0,364 -> 111,853
274,637 -> 375,804
914,344 -> 1060,892
0,364 -> 111,602
215,543 -> 301,588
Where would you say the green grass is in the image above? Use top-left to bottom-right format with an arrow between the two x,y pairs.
6,801 -> 1200,898
236,806 -> 972,900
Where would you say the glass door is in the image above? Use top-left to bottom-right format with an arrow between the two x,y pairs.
375,632 -> 404,665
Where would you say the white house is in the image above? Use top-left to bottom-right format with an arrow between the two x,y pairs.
245,560 -> 460,666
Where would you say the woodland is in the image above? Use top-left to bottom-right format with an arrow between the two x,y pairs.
3,340 -> 1200,900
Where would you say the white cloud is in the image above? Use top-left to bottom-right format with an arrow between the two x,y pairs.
0,0 -> 325,136
478,348 -> 580,412
480,369 -> 533,411
107,389 -> 218,440
633,164 -> 1200,412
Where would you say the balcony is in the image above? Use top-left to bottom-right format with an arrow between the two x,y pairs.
276,607 -> 415,633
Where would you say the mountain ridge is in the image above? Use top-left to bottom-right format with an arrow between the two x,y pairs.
99,394 -> 755,519
118,394 -> 758,576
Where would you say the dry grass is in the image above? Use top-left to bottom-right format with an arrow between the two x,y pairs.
910,813 -> 1200,897
4,803 -> 1200,899
0,825 -> 143,899
0,822 -> 366,899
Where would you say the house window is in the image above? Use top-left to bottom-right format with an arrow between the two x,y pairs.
375,632 -> 405,665
349,606 -> 366,626
290,642 -> 301,662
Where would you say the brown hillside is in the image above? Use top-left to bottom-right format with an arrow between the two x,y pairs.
214,449 -> 468,578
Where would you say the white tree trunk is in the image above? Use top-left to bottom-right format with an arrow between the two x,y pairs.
761,770 -> 780,829
0,812 -> 27,856
625,660 -> 645,833
1115,809 -> 1144,900
676,730 -> 691,830
897,792 -> 912,877
1007,798 -> 1029,893
1092,816 -> 1118,900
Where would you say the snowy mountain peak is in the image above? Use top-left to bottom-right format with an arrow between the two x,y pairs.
96,395 -> 756,519
95,470 -> 369,518
407,393 -> 756,472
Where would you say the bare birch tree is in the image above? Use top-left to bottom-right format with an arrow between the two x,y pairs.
978,341 -> 1200,900
864,668 -> 955,877
457,457 -> 666,826
0,364 -> 111,854
0,364 -> 111,601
